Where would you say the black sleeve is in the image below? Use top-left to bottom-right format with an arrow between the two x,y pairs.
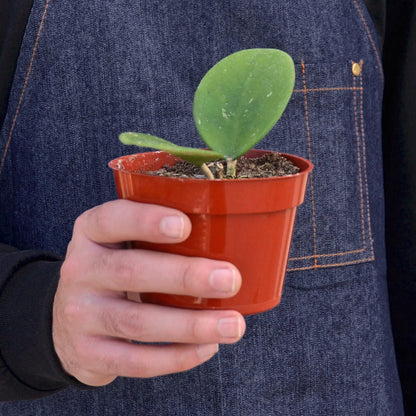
0,0 -> 34,127
0,244 -> 89,401
382,1 -> 416,413
364,0 -> 386,48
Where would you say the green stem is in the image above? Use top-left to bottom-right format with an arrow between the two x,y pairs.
201,163 -> 215,179
226,158 -> 237,178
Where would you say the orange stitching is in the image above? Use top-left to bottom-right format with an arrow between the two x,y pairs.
301,61 -> 318,268
352,62 -> 367,251
287,256 -> 375,272
293,87 -> 362,93
358,70 -> 375,258
0,0 -> 50,179
289,247 -> 365,261
352,0 -> 383,77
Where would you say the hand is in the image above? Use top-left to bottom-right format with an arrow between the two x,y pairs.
53,199 -> 245,386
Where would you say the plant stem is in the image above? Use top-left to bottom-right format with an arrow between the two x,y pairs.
201,163 -> 215,179
226,158 -> 237,178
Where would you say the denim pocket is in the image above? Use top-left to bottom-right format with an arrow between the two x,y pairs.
259,60 -> 375,288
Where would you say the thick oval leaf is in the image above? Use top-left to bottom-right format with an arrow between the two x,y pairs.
193,49 -> 295,159
119,132 -> 223,166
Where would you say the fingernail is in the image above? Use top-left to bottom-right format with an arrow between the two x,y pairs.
209,268 -> 237,293
197,344 -> 219,360
217,317 -> 243,339
160,216 -> 184,238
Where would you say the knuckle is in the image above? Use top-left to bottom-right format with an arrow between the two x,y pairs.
73,214 -> 86,235
101,305 -> 146,340
59,351 -> 82,376
126,311 -> 147,340
104,251 -> 137,289
174,258 -> 211,296
91,205 -> 113,239
102,358 -> 118,375
87,249 -> 134,289
172,348 -> 196,373
104,351 -> 136,376
72,340 -> 89,363
76,204 -> 113,241
59,334 -> 92,371
103,312 -> 127,338
186,317 -> 205,341
127,357 -> 149,378
175,260 -> 195,294
60,256 -> 83,282
116,262 -> 137,289
101,311 -> 122,336
61,298 -> 87,325
74,340 -> 96,369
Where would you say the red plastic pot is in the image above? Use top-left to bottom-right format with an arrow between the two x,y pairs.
109,149 -> 312,315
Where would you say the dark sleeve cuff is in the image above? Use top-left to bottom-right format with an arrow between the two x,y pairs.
0,245 -> 93,401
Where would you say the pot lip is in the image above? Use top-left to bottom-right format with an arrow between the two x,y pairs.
108,149 -> 313,182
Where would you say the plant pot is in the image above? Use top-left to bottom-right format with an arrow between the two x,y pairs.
109,149 -> 313,315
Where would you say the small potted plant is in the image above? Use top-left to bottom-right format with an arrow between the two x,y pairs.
109,49 -> 313,315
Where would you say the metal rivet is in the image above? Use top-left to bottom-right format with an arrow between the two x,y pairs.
352,62 -> 361,76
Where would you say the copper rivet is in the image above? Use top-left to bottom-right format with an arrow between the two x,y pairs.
352,62 -> 361,76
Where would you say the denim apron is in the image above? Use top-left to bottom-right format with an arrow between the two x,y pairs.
0,0 -> 404,414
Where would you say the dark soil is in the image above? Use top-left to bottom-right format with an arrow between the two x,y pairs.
148,152 -> 300,179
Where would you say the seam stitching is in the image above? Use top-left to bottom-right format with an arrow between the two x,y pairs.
358,69 -> 375,259
0,0 -> 50,179
300,61 -> 318,268
293,87 -> 362,93
352,61 -> 368,251
287,257 -> 374,272
352,0 -> 383,77
289,247 -> 366,261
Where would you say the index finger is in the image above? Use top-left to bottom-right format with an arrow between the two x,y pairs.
76,200 -> 192,245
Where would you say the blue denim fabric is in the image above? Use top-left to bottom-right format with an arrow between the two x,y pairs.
0,0 -> 404,414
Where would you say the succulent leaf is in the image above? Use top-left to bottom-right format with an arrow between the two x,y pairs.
193,49 -> 295,159
119,132 -> 222,166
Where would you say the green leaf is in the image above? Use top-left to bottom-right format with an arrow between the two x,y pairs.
193,49 -> 295,159
119,132 -> 223,166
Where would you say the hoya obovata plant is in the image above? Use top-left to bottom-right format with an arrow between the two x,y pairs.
119,48 -> 295,179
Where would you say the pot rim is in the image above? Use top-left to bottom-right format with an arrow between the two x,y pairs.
108,149 -> 313,182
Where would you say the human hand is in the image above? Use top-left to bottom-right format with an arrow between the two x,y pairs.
52,200 -> 245,386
